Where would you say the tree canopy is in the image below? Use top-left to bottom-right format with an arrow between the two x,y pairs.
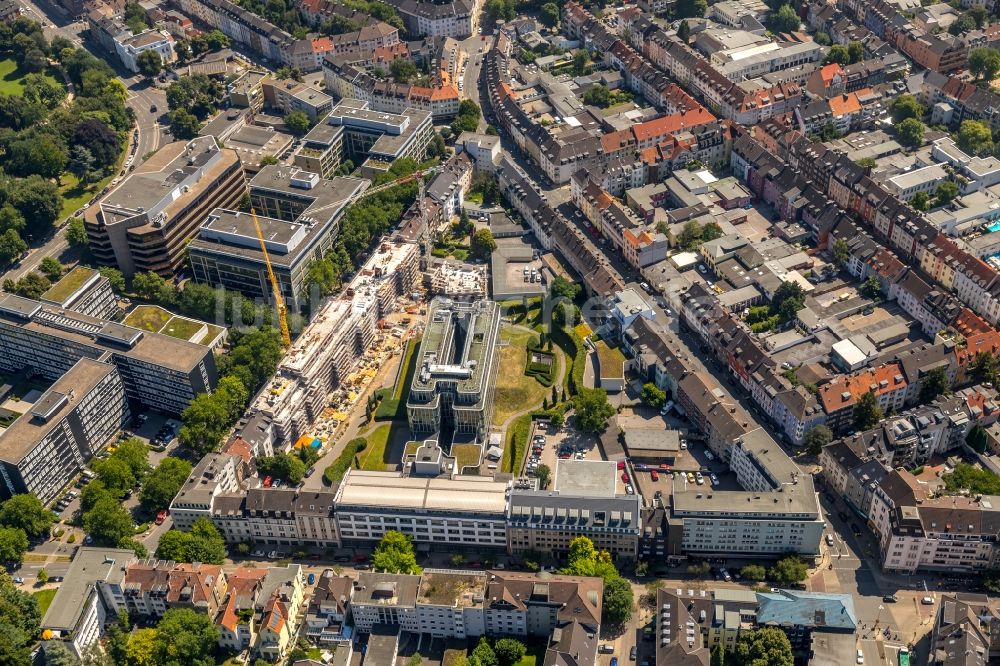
574,387 -> 615,433
372,530 -> 421,574
734,627 -> 794,666
154,518 -> 227,564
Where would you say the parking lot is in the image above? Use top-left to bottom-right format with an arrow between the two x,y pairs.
523,421 -> 603,482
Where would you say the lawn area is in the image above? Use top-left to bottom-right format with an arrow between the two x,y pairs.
0,58 -> 62,97
493,327 -> 549,426
42,266 -> 97,303
197,324 -> 225,345
451,443 -> 481,472
123,305 -> 171,332
33,588 -> 57,616
375,337 -> 421,420
357,423 -> 394,471
574,322 -> 592,339
0,410 -> 22,428
161,316 -> 205,341
57,141 -> 126,220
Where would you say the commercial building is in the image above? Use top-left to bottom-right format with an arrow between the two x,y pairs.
0,358 -> 128,504
292,122 -> 345,178
0,293 -> 218,416
188,167 -> 368,309
333,470 -> 510,549
324,99 -> 434,176
406,298 -> 502,439
84,137 -> 244,278
115,29 -> 175,73
507,460 -> 642,560
261,79 -> 334,122
40,266 -> 118,320
669,428 -> 825,557
41,548 -> 136,657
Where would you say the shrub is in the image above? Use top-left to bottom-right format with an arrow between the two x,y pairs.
323,438 -> 368,485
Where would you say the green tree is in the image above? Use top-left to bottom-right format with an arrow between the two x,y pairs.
768,555 -> 808,584
65,218 -> 89,249
155,519 -> 226,564
967,424 -> 989,453
572,50 -> 590,75
890,94 -> 924,123
768,4 -> 800,32
847,40 -> 864,63
283,110 -> 311,135
823,44 -> 849,65
38,256 -> 63,281
855,157 -> 877,169
969,47 -> 1000,81
131,270 -> 169,301
563,536 -> 633,625
540,2 -> 560,26
949,12 -> 977,34
859,275 -> 882,300
0,229 -> 27,267
641,382 -> 666,409
389,59 -> 418,84
4,272 -> 50,299
136,50 -> 162,78
674,0 -> 707,18
535,463 -> 551,489
958,119 -> 994,156
574,387 -> 615,432
494,638 -> 527,665
126,627 -> 160,666
853,391 -> 883,430
43,640 -> 79,666
256,453 -> 307,483
83,497 -> 135,546
919,366 -> 951,404
93,458 -> 136,496
179,392 -> 231,454
735,627 -> 793,666
550,275 -> 582,301
36,569 -> 48,585
739,564 -> 767,582
112,438 -> 149,480
910,191 -> 930,211
803,425 -> 832,455
470,228 -> 497,260
168,108 -> 201,140
679,219 -> 703,249
935,180 -> 959,207
154,608 -> 219,666
67,145 -> 97,183
896,117 -> 924,149
0,527 -> 28,564
602,576 -> 634,626
677,19 -> 691,41
712,643 -> 725,666
139,458 -> 193,511
971,350 -> 999,386
0,493 -> 53,539
583,83 -> 611,107
372,530 -> 421,574
471,637 -> 498,666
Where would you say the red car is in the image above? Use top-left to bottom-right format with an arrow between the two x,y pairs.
616,461 -> 626,470
659,463 -> 670,470
155,510 -> 168,525
263,476 -> 273,487
621,472 -> 630,483
651,470 -> 659,481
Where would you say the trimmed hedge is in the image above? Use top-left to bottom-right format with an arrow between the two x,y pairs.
503,413 -> 533,473
551,323 -> 586,396
374,337 -> 421,420
323,437 -> 367,485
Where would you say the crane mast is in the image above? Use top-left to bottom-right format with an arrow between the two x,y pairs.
249,207 -> 292,347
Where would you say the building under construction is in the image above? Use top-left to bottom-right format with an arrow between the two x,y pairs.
250,238 -> 420,447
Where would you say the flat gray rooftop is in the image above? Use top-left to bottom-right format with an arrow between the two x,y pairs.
554,459 -> 618,497
43,547 -> 134,631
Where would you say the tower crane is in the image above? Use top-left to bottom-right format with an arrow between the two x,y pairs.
249,207 -> 292,347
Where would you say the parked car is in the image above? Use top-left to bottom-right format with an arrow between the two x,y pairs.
922,596 -> 934,605
650,470 -> 658,482
307,573 -> 316,585
263,476 -> 273,488
155,510 -> 168,525
882,595 -> 897,603
630,646 -> 637,661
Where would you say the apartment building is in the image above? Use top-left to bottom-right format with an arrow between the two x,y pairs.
303,572 -> 353,645
41,548 -> 136,657
214,565 -> 304,658
670,429 -> 825,557
0,359 -> 127,504
116,29 -> 175,73
40,266 -> 118,320
930,594 -> 1000,666
817,363 -> 908,431
0,293 -> 218,415
173,0 -> 300,66
334,470 -> 509,549
84,137 -> 244,278
384,0 -> 480,37
324,99 -> 434,176
406,298 -> 502,438
507,460 -> 642,560
869,469 -> 1000,573
170,452 -> 244,530
116,560 -> 226,619
188,168 -> 368,309
321,59 -> 462,121
350,569 -> 602,647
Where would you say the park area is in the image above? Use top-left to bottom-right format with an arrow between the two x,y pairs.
123,305 -> 223,345
0,58 -> 62,97
492,327 -> 552,426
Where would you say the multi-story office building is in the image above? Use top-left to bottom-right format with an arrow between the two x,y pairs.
41,548 -> 136,657
0,293 -> 218,415
507,460 -> 642,560
0,358 -> 128,504
406,298 -> 501,439
261,79 -> 334,122
188,168 -> 368,309
293,122 -> 345,178
669,428 -> 825,557
84,137 -> 244,278
325,99 -> 434,176
40,266 -> 119,321
169,452 -> 244,530
333,470 -> 510,549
